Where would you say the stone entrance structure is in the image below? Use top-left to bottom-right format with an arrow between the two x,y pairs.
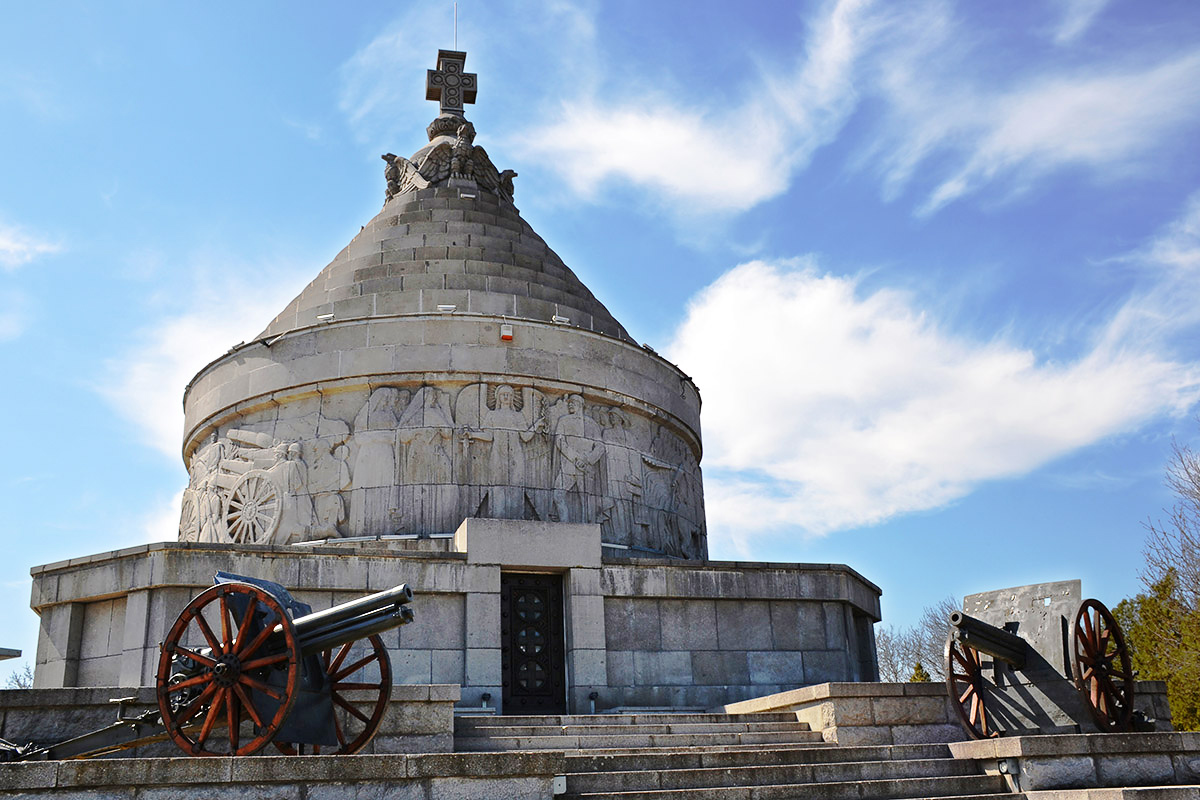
27,49 -> 881,714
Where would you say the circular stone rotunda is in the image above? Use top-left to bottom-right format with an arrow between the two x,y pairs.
29,50 -> 880,717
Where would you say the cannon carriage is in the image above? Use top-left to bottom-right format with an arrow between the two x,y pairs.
1,573 -> 414,760
945,579 -> 1138,739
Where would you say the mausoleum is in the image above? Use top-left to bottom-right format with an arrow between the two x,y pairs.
29,50 -> 880,715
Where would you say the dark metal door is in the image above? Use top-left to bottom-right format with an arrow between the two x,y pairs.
500,572 -> 566,715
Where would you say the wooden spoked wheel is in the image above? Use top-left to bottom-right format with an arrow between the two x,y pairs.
156,582 -> 301,756
945,635 -> 1000,739
274,634 -> 393,755
1072,598 -> 1135,732
223,470 -> 282,544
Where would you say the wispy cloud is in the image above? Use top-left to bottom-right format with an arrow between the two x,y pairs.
98,263 -> 304,461
0,221 -> 60,271
0,289 -> 31,341
337,6 -> 456,149
667,251 -> 1200,547
525,0 -> 872,214
497,0 -> 1200,219
1103,190 -> 1200,349
284,118 -> 323,141
895,54 -> 1200,215
1052,0 -> 1110,44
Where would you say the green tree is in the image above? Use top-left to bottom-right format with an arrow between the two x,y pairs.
1115,438 -> 1200,730
909,661 -> 932,682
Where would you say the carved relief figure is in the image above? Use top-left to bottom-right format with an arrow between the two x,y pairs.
309,440 -> 351,538
552,394 -> 604,523
350,387 -> 409,535
392,387 -> 459,531
598,408 -> 641,541
462,383 -> 548,518
269,442 -> 314,544
419,388 -> 456,484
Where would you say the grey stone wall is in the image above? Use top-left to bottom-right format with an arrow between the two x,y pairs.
29,530 -> 881,714
0,684 -> 457,757
598,560 -> 880,709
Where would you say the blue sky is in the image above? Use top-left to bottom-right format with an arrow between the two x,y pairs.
3,0 -> 1200,672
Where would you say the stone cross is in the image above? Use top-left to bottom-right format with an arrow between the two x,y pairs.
426,49 -> 477,117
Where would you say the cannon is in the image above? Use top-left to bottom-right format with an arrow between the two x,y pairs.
945,580 -> 1136,739
1,573 -> 414,760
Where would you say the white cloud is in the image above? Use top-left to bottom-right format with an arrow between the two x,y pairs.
911,54 -> 1200,214
666,258 -> 1200,541
99,270 -> 301,461
0,222 -> 60,270
1104,190 -> 1200,348
525,0 -> 871,214
1052,0 -> 1110,44
517,0 -> 1200,218
141,489 -> 184,543
0,289 -> 29,341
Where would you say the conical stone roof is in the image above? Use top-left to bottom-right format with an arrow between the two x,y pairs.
258,186 -> 632,343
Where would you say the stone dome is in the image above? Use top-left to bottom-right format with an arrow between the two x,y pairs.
178,52 -> 706,559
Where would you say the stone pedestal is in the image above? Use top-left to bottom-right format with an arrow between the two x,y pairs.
29,521 -> 881,713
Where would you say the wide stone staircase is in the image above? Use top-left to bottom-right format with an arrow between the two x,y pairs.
455,711 -> 1014,799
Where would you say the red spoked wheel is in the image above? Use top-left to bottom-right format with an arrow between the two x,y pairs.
946,634 -> 1000,739
1072,598 -> 1135,732
275,634 -> 393,755
156,582 -> 301,756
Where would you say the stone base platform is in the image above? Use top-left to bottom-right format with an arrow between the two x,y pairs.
31,529 -> 883,714
0,752 -> 564,799
950,732 -> 1200,793
0,684 -> 459,757
720,681 -> 1173,746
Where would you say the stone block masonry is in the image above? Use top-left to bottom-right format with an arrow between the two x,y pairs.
28,519 -> 880,714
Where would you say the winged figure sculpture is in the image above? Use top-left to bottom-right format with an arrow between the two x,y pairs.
383,121 -> 518,204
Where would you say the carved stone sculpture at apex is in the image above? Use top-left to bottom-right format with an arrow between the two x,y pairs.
383,121 -> 517,204
381,50 -> 517,204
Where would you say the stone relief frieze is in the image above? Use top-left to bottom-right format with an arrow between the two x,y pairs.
180,381 -> 706,557
180,429 -> 319,547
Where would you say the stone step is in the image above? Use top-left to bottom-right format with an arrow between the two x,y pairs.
456,729 -> 826,751
562,773 -> 1010,799
567,756 -> 983,793
455,721 -> 809,737
454,712 -> 800,731
1019,790 -> 1200,799
556,741 -> 841,756
565,743 -> 952,773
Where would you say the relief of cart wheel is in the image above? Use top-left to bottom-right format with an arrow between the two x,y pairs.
223,469 -> 284,544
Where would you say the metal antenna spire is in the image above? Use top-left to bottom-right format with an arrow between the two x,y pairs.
454,2 -> 458,49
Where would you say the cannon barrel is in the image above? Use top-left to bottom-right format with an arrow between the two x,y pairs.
291,583 -> 413,639
264,583 -> 415,657
298,605 -> 414,656
948,610 -> 1027,669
